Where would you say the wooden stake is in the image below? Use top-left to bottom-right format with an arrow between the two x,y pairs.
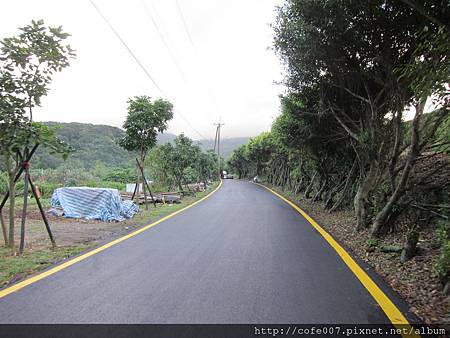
131,179 -> 138,200
0,212 -> 7,246
19,158 -> 30,254
0,144 -> 39,211
136,158 -> 156,208
28,172 -> 56,248
142,166 -> 148,210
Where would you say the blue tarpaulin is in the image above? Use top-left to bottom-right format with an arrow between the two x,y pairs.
51,187 -> 139,222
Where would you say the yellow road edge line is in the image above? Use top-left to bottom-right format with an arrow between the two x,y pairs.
256,183 -> 419,338
0,180 -> 223,300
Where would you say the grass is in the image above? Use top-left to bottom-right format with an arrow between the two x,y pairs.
0,195 -> 51,209
0,181 -> 220,288
0,244 -> 91,287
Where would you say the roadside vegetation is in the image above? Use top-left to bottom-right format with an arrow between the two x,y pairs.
0,181 -> 219,288
0,20 -> 220,286
228,0 -> 449,324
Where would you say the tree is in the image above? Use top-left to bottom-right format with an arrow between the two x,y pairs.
370,21 -> 450,236
0,20 -> 74,251
118,96 -> 173,207
273,0 -> 449,233
228,146 -> 251,179
147,134 -> 217,191
246,133 -> 274,177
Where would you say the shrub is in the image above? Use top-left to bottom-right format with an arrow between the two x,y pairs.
36,182 -> 61,199
103,167 -> 136,184
84,180 -> 125,191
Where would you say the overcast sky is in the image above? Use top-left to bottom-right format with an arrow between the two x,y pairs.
1,0 -> 285,140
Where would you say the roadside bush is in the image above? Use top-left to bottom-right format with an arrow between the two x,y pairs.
103,167 -> 136,184
37,182 -> 61,199
84,180 -> 125,191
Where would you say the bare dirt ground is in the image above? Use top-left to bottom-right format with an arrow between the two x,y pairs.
266,184 -> 449,325
4,207 -> 144,250
2,185 -> 216,253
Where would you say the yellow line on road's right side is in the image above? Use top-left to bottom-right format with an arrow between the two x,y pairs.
0,180 -> 223,300
256,183 -> 419,338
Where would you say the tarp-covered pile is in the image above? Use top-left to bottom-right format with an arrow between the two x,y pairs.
51,187 -> 139,222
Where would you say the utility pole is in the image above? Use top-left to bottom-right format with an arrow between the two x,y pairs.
214,119 -> 224,180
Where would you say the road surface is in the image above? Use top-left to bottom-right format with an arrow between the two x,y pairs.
0,180 -> 409,324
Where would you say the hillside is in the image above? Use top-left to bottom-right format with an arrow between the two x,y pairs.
32,122 -> 247,169
33,122 -> 176,169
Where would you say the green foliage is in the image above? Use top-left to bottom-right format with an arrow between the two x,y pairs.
398,27 -> 450,103
118,96 -> 173,158
29,165 -> 129,195
0,19 -> 75,249
434,114 -> 450,154
0,245 -> 88,286
31,122 -> 138,169
36,181 -> 60,199
367,238 -> 379,249
229,0 -> 449,243
84,180 -> 124,191
435,219 -> 450,283
103,167 -> 136,184
0,19 -> 75,159
17,122 -> 247,171
147,134 -> 217,190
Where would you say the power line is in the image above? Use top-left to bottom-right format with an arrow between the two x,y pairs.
141,0 -> 187,82
174,109 -> 208,140
144,0 -> 216,126
88,0 -> 208,140
175,0 -> 221,122
175,0 -> 196,49
88,0 -> 166,96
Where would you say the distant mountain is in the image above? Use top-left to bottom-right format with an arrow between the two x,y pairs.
196,137 -> 250,159
32,122 -> 246,169
33,122 -> 177,169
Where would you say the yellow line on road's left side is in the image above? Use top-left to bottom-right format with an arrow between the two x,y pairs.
0,180 -> 223,300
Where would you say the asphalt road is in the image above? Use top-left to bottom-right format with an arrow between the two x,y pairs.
0,180 -> 407,324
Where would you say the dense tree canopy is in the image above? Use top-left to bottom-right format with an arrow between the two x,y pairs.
229,0 -> 449,274
147,134 -> 217,192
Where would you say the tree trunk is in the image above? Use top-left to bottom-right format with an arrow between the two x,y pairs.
282,167 -> 289,190
371,100 -> 425,237
142,170 -> 148,210
138,156 -> 148,210
19,166 -> 29,254
354,162 -> 379,231
324,177 -> 346,210
304,171 -> 317,199
313,174 -> 327,202
0,212 -> 7,246
7,168 -> 16,250
329,160 -> 357,212
294,177 -> 303,195
400,229 -> 419,263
